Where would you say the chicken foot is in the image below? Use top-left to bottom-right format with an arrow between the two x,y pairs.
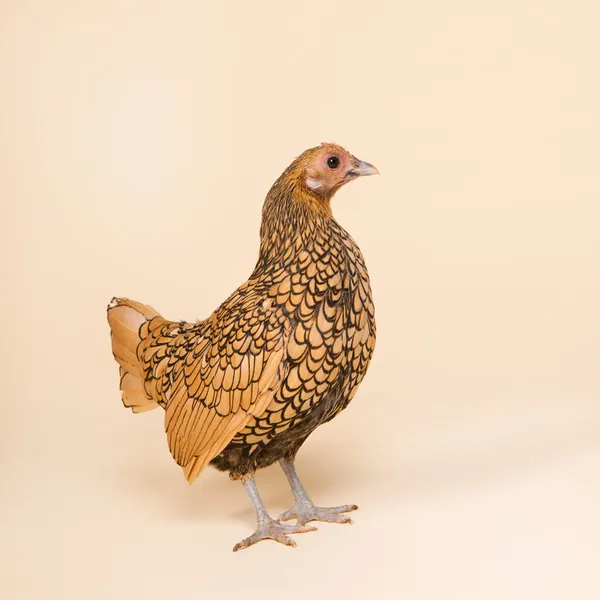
278,459 -> 358,525
233,476 -> 316,551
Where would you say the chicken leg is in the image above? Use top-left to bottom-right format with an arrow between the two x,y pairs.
278,459 -> 358,526
233,475 -> 316,551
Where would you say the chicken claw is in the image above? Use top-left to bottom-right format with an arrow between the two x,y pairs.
279,503 -> 358,526
233,518 -> 316,552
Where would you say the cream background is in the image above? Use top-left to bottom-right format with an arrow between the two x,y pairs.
1,1 -> 599,598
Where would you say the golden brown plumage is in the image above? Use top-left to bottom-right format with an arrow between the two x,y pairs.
107,143 -> 378,550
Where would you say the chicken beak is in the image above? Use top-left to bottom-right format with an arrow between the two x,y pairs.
348,158 -> 380,177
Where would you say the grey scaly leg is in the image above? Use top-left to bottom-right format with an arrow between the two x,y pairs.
278,459 -> 358,525
232,475 -> 316,552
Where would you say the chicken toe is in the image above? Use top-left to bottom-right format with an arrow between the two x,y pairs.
279,502 -> 358,526
233,519 -> 316,552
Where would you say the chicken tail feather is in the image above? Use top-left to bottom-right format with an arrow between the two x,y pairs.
107,297 -> 160,413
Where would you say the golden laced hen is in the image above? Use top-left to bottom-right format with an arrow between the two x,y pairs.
107,143 -> 378,550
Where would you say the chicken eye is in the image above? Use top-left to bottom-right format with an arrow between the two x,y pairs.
327,156 -> 340,169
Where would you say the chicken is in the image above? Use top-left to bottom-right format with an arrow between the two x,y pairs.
107,143 -> 378,551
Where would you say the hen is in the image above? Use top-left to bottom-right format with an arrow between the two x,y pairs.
107,143 -> 378,550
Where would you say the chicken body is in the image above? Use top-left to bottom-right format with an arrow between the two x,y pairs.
108,143 -> 378,550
